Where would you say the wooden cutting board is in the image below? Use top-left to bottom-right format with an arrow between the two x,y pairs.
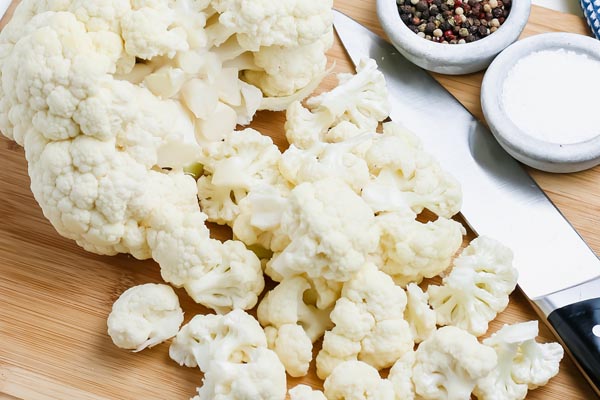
0,1 -> 598,399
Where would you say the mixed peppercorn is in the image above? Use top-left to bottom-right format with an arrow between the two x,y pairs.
397,0 -> 512,44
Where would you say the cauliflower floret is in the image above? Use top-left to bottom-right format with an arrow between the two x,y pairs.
388,351 -> 416,400
107,283 -> 184,352
404,283 -> 436,344
194,347 -> 287,400
413,326 -> 498,400
316,264 -> 413,379
197,128 -> 288,225
289,385 -> 327,400
257,276 -> 334,377
323,360 -> 395,400
169,309 -> 267,370
428,236 -> 518,336
285,58 -> 389,149
267,179 -> 379,283
373,211 -> 465,286
474,321 -> 563,400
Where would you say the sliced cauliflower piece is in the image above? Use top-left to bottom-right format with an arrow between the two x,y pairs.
413,326 -> 498,400
107,283 -> 184,352
194,347 -> 287,400
257,276 -> 334,377
323,360 -> 395,400
388,351 -> 417,400
169,309 -> 267,370
316,263 -> 413,379
474,321 -> 563,400
285,58 -> 389,149
428,236 -> 518,336
404,283 -> 436,343
289,385 -> 327,400
197,128 -> 288,225
363,122 -> 462,218
267,178 -> 379,283
373,211 -> 465,286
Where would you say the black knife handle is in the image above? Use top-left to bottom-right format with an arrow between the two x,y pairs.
548,297 -> 600,391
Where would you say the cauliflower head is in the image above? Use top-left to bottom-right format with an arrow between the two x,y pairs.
428,236 -> 518,336
413,326 -> 498,400
107,283 -> 184,352
323,360 -> 395,400
267,178 -> 379,283
316,263 -> 413,379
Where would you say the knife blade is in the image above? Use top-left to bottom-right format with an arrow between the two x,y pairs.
333,9 -> 600,394
0,0 -> 11,22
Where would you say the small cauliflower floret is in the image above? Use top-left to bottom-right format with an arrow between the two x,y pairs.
194,347 -> 287,400
404,283 -> 436,343
197,128 -> 288,225
413,326 -> 498,400
316,264 -> 413,379
323,360 -> 395,400
428,237 -> 518,336
267,179 -> 379,283
285,58 -> 389,149
279,134 -> 373,194
107,283 -> 183,352
289,385 -> 327,400
169,309 -> 267,370
257,276 -> 334,377
388,351 -> 416,400
474,321 -> 563,400
373,211 -> 465,286
362,122 -> 462,218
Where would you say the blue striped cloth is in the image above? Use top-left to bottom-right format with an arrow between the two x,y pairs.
581,0 -> 600,39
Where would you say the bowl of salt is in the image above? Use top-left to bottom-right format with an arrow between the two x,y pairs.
481,32 -> 600,173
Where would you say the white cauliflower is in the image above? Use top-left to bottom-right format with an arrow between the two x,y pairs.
474,321 -> 563,400
194,347 -> 287,400
285,58 -> 390,149
404,283 -> 436,343
197,128 -> 288,225
428,236 -> 518,336
316,263 -> 413,379
289,385 -> 327,400
373,211 -> 465,286
323,360 -> 395,400
267,179 -> 379,283
413,326 -> 498,400
362,122 -> 462,218
107,283 -> 184,352
388,351 -> 416,400
257,276 -> 334,377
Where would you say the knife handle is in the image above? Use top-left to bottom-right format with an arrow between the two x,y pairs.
547,297 -> 600,391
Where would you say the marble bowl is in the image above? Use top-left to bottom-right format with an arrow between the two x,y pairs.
481,32 -> 600,173
377,0 -> 531,75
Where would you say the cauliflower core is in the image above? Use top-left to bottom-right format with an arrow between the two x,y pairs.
107,283 -> 184,352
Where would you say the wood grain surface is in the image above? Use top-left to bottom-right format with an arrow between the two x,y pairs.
1,1 -> 599,399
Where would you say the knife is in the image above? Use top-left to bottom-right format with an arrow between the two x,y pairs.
333,9 -> 600,395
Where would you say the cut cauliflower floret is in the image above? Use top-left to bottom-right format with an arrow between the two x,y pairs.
107,283 -> 184,352
285,58 -> 389,149
428,236 -> 518,336
323,360 -> 395,400
373,211 -> 465,286
197,128 -> 288,225
413,326 -> 498,400
388,351 -> 416,400
316,263 -> 413,379
257,276 -> 334,377
289,385 -> 327,400
404,283 -> 436,344
363,122 -> 462,218
267,178 -> 379,283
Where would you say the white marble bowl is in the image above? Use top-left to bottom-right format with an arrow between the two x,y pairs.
377,0 -> 531,74
481,32 -> 600,173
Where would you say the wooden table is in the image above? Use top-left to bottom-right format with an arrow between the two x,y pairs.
1,1 -> 599,399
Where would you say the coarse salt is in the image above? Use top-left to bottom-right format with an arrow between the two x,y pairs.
501,49 -> 600,145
